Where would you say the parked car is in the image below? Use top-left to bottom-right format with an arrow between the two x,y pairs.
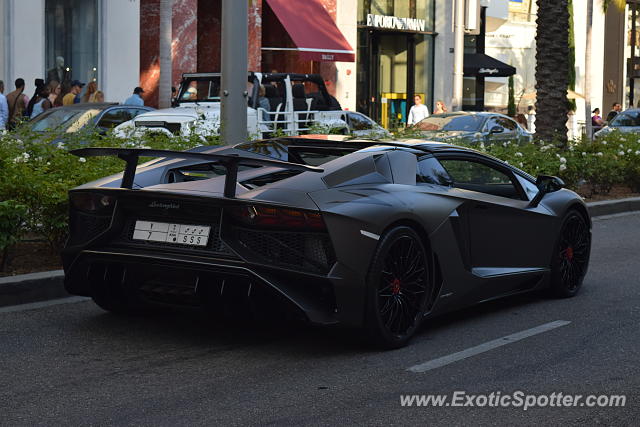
114,72 -> 388,140
63,135 -> 590,348
593,109 -> 640,139
412,112 -> 533,145
27,103 -> 154,136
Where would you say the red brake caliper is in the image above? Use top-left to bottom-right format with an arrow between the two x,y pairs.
391,278 -> 401,295
566,247 -> 574,262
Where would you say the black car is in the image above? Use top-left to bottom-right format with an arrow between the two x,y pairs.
62,136 -> 591,348
27,103 -> 154,135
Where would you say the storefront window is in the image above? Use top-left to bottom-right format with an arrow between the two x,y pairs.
45,0 -> 99,84
414,34 -> 433,110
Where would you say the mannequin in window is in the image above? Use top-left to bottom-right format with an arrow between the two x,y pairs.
47,56 -> 70,84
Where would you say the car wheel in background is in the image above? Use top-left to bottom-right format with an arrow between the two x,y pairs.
365,226 -> 431,349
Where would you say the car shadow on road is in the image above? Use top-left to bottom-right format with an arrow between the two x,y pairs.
74,290 -> 561,356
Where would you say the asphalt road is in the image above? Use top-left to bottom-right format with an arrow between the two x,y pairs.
2,212 -> 640,426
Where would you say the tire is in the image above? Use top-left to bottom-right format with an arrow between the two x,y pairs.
547,210 -> 591,298
364,226 -> 431,349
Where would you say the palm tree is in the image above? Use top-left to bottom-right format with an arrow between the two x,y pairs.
585,0 -> 626,140
158,0 -> 173,109
535,0 -> 570,144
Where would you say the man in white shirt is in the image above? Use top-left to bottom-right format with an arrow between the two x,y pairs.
408,94 -> 429,126
0,80 -> 9,130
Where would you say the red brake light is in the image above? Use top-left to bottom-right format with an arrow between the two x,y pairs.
230,205 -> 326,231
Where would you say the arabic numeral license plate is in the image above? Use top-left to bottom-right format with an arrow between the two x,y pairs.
132,221 -> 211,247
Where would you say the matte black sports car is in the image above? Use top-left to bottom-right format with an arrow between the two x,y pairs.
63,136 -> 591,348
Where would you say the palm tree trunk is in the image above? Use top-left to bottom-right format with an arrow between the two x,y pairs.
585,0 -> 593,140
535,0 -> 570,145
159,0 -> 173,109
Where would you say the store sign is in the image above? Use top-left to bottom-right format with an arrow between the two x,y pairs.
478,68 -> 500,75
366,14 -> 426,32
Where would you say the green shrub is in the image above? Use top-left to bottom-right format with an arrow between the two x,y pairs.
0,200 -> 28,271
0,127 -> 213,247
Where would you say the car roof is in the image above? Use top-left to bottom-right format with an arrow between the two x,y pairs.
46,103 -> 151,112
281,134 -> 534,180
281,134 -> 465,152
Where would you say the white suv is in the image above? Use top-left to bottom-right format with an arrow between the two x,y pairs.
114,72 -> 388,141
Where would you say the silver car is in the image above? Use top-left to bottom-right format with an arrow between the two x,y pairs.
594,109 -> 640,139
412,112 -> 533,146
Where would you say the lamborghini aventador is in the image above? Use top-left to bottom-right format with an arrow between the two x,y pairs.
62,136 -> 591,348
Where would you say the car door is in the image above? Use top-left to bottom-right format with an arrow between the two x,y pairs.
433,153 -> 556,293
496,116 -> 520,143
483,115 -> 508,144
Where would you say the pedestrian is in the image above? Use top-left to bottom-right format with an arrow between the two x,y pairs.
171,86 -> 177,105
0,80 -> 8,130
124,87 -> 145,106
433,100 -> 448,115
30,87 -> 52,118
408,94 -> 429,126
6,78 -> 30,129
591,108 -> 604,127
26,79 -> 46,117
605,102 -> 622,123
81,81 -> 98,103
47,81 -> 61,106
94,91 -> 105,103
526,105 -> 536,132
55,81 -> 71,107
257,85 -> 270,122
62,81 -> 84,106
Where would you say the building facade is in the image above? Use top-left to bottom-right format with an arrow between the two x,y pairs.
0,0 -> 140,105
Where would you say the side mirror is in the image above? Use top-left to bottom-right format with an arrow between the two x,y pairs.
489,126 -> 504,134
528,175 -> 565,208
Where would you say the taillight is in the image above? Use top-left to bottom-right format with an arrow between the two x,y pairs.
229,205 -> 326,231
70,192 -> 116,214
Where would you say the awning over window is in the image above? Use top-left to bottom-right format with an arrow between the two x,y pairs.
464,53 -> 516,77
264,0 -> 355,62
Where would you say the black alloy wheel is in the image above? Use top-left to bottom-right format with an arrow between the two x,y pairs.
365,226 -> 431,349
549,211 -> 591,297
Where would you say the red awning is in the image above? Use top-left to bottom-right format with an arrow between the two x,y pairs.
264,0 -> 355,62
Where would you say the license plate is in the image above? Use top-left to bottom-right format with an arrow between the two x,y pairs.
132,221 -> 210,247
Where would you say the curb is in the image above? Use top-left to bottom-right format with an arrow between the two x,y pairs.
1,197 -> 639,309
0,270 -> 67,308
586,196 -> 640,218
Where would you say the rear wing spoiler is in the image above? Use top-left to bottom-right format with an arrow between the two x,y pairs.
70,147 -> 323,198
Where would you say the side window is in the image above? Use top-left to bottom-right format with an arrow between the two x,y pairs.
416,156 -> 453,186
131,108 -> 150,118
348,112 -> 374,131
438,158 -> 522,199
97,109 -> 133,129
497,117 -> 517,133
484,116 -> 503,133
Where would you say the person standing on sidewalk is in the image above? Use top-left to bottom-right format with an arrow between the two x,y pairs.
0,81 -> 9,130
124,87 -> 145,106
62,81 -> 84,106
605,102 -> 621,123
408,94 -> 429,126
6,78 -> 30,129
